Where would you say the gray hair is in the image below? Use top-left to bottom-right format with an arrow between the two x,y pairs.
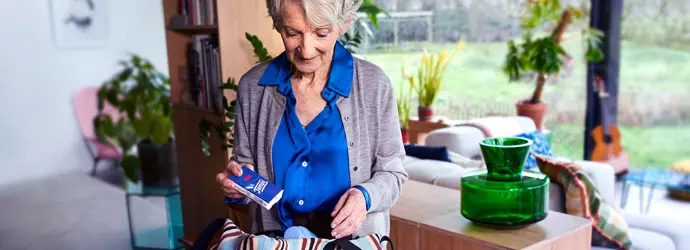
266,0 -> 362,30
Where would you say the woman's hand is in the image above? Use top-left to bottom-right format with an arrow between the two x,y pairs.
215,161 -> 255,199
330,188 -> 367,239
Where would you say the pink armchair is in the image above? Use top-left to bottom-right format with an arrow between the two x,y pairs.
72,87 -> 122,175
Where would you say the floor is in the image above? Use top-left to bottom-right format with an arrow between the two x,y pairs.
0,163 -> 170,250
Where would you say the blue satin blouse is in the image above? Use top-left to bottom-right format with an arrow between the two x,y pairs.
257,42 -> 364,231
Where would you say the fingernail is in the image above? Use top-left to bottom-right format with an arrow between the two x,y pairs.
331,223 -> 336,228
332,231 -> 337,236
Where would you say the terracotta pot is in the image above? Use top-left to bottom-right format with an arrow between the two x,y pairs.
418,106 -> 434,121
516,101 -> 547,131
401,128 -> 409,144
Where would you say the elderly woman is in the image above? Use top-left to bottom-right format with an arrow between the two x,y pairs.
215,0 -> 408,240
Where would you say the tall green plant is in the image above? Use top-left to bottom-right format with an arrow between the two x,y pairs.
503,0 -> 604,104
411,40 -> 465,107
397,66 -> 413,129
94,54 -> 172,183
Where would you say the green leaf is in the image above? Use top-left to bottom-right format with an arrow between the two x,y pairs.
160,96 -> 171,116
93,115 -> 115,143
201,139 -> 211,156
245,33 -> 273,63
106,88 -> 119,107
117,68 -> 133,82
97,87 -> 107,111
121,154 -> 141,183
132,118 -> 149,139
226,112 -> 235,120
151,116 -> 172,144
132,55 -> 142,67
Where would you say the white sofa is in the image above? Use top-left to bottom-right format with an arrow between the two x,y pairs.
402,116 -> 689,250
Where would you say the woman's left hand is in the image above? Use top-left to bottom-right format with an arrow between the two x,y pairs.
330,188 -> 367,239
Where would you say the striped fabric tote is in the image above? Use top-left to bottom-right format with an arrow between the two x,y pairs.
191,218 -> 394,250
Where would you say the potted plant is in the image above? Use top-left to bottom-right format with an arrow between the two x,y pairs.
503,0 -> 604,130
94,54 -> 177,188
412,40 -> 465,121
397,66 -> 414,144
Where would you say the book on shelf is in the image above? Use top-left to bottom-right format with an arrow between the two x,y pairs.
177,0 -> 218,26
186,34 -> 222,111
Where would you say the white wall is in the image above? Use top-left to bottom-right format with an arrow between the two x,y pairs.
0,0 -> 169,185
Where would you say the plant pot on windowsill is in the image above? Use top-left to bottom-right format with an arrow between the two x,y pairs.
137,138 -> 179,188
418,106 -> 434,121
516,100 -> 547,131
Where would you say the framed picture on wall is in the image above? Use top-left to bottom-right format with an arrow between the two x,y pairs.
49,0 -> 110,49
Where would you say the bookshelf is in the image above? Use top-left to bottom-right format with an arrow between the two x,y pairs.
161,0 -> 284,237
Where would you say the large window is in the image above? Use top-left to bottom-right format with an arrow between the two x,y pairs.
617,0 -> 690,168
362,0 -> 594,159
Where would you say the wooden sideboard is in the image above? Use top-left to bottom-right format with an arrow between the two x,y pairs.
389,181 -> 593,250
206,180 -> 592,250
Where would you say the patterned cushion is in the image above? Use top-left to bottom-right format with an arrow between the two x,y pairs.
515,131 -> 553,171
535,154 -> 632,250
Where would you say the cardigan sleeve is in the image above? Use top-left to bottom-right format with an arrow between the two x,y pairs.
356,74 -> 409,213
229,75 -> 256,169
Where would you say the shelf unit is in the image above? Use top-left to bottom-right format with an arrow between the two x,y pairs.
160,0 -> 284,237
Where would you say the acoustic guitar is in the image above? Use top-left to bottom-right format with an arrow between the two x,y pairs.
591,76 -> 629,176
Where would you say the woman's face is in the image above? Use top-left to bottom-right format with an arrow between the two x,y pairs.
278,0 -> 348,74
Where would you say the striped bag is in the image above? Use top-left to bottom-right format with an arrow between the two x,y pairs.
191,218 -> 394,250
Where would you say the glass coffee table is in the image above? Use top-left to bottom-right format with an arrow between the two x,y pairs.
619,168 -> 690,214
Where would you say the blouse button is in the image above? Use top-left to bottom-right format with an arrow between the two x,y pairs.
353,166 -> 359,171
345,116 -> 350,121
349,142 -> 354,147
298,200 -> 304,206
301,161 -> 308,167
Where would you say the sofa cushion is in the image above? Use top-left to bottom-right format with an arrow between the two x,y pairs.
404,144 -> 451,162
515,130 -> 554,171
623,212 -> 690,250
627,228 -> 675,250
447,151 -> 485,169
535,154 -> 633,250
403,156 -> 462,185
425,126 -> 486,159
433,168 -> 468,190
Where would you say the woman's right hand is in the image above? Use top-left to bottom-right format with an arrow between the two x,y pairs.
216,161 -> 255,199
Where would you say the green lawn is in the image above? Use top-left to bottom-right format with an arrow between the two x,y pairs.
364,33 -> 690,169
549,124 -> 690,168
366,34 -> 690,105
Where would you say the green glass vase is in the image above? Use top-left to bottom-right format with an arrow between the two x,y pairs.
461,137 -> 550,228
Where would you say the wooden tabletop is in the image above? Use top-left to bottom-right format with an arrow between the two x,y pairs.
390,181 -> 592,250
